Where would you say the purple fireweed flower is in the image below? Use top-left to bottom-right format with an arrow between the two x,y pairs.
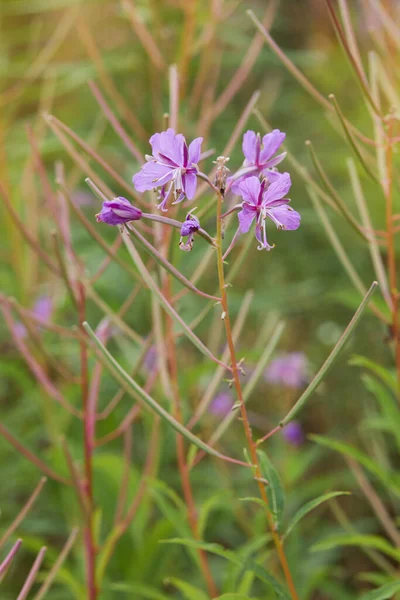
143,345 -> 157,373
228,129 -> 286,194
14,296 -> 53,339
179,212 -> 201,252
237,174 -> 300,250
265,352 -> 308,388
96,197 -> 142,226
132,128 -> 203,211
209,392 -> 233,416
282,421 -> 304,447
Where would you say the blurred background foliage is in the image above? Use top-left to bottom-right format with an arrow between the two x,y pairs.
1,0 -> 400,598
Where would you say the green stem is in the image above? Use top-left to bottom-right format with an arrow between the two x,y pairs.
214,191 -> 299,600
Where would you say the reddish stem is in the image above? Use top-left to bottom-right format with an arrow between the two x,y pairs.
78,283 -> 97,600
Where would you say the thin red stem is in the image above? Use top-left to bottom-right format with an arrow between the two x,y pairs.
78,284 -> 97,600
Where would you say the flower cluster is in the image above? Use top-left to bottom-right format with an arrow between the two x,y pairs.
95,126 -> 300,253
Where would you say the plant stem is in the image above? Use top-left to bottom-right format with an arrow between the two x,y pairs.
384,117 -> 400,391
78,284 -> 97,600
164,268 -> 218,598
215,191 -> 299,600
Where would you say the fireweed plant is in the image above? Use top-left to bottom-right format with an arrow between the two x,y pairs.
3,1 -> 400,599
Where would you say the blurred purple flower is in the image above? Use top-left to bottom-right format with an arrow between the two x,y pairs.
228,130 -> 286,194
265,352 -> 308,388
179,213 -> 200,252
209,392 -> 233,416
14,296 -> 53,339
236,174 -> 300,250
132,128 -> 202,211
96,197 -> 142,226
143,345 -> 157,373
282,421 -> 304,447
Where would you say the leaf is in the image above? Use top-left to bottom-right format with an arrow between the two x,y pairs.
83,322 -> 248,466
198,491 -> 233,539
361,374 -> 400,453
358,581 -> 400,600
239,497 -> 267,510
129,225 -> 218,302
311,534 -> 400,562
284,491 -> 351,538
350,356 -> 396,393
215,595 -> 260,600
281,281 -> 378,425
257,450 -> 285,532
310,435 -> 400,497
160,539 -> 290,599
107,582 -> 170,599
120,226 -> 230,370
167,578 -> 209,600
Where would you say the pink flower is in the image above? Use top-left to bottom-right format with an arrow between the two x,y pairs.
265,352 -> 308,388
132,129 -> 202,211
209,393 -> 233,416
228,129 -> 286,194
236,174 -> 300,250
282,421 -> 304,446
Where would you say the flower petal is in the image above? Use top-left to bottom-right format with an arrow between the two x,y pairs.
264,151 -> 287,169
150,129 -> 185,166
183,172 -> 197,199
242,130 -> 257,164
188,137 -> 203,165
261,169 -> 283,183
237,176 -> 261,206
237,204 -> 256,233
267,206 -> 301,230
263,172 -> 292,205
133,161 -> 172,192
259,129 -> 286,164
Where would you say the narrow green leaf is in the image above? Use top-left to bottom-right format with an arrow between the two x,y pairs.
305,140 -> 368,241
310,435 -> 400,497
329,94 -> 379,183
311,533 -> 400,562
284,491 -> 350,538
351,356 -> 397,393
361,374 -> 400,453
359,580 -> 400,600
166,578 -> 209,600
281,281 -> 378,425
120,226 -> 230,371
129,225 -> 219,302
239,497 -> 267,510
257,451 -> 285,532
215,595 -> 260,600
83,322 -> 248,467
160,539 -> 290,599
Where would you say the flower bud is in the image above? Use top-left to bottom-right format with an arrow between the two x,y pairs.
179,213 -> 200,252
96,197 -> 142,226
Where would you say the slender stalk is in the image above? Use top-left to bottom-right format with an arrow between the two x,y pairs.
163,274 -> 218,598
0,478 -> 46,548
214,191 -> 299,600
384,116 -> 400,389
16,547 -> 47,600
33,528 -> 79,600
78,284 -> 97,600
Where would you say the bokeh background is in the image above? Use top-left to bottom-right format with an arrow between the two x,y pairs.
1,0 -> 399,598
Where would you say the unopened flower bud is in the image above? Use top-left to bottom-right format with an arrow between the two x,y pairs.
96,197 -> 142,226
179,213 -> 200,252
